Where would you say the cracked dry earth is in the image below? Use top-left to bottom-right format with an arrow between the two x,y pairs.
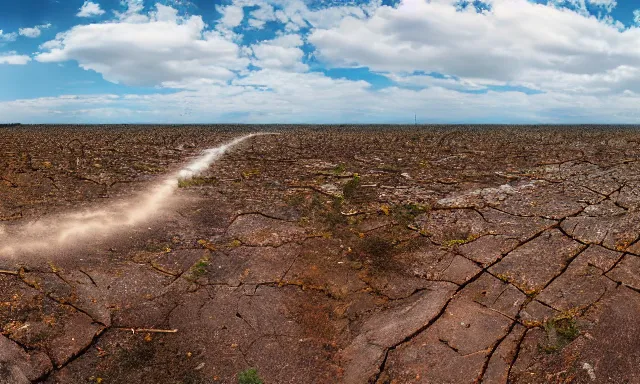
2,126 -> 640,384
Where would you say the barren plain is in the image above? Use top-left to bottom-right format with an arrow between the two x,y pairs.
1,125 -> 640,383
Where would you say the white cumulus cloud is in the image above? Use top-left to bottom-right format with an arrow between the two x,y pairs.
251,34 -> 308,72
0,30 -> 17,42
18,23 -> 51,38
0,52 -> 31,65
77,1 -> 106,17
217,5 -> 245,28
309,0 -> 640,94
36,4 -> 250,87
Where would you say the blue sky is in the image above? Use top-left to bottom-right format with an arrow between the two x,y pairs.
2,0 -> 640,123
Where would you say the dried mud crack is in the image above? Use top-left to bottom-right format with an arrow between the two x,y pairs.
2,125 -> 640,383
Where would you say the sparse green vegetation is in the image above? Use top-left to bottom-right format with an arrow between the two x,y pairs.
495,273 -> 511,283
132,163 -> 164,173
189,256 -> 210,277
342,173 -> 361,199
392,203 -> 429,225
238,368 -> 264,384
228,239 -> 242,248
441,234 -> 478,248
285,192 -> 306,208
540,314 -> 580,353
144,241 -> 172,253
177,176 -> 216,188
241,169 -> 260,179
323,196 -> 347,228
378,164 -> 402,173
333,164 -> 346,174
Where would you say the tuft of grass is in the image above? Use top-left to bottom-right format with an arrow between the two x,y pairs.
238,368 -> 264,384
197,239 -> 216,251
189,255 -> 210,277
285,192 -> 306,208
241,169 -> 260,179
540,313 -> 580,353
392,203 -> 429,225
228,239 -> 242,248
145,242 -> 172,253
378,164 -> 402,173
441,234 -> 478,248
332,164 -> 346,175
343,174 -> 361,199
132,162 -> 164,173
177,176 -> 216,188
323,196 -> 347,228
495,273 -> 511,283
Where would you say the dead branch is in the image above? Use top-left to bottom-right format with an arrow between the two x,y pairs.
116,327 -> 178,334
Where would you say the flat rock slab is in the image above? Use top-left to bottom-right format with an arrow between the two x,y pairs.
338,282 -> 457,384
416,209 -> 488,244
574,286 -> 640,383
0,335 -> 52,382
562,211 -> 640,251
483,324 -> 527,384
0,275 -> 104,370
489,229 -> 585,293
459,272 -> 526,319
381,295 -> 513,383
458,234 -> 520,267
491,182 -> 597,220
206,242 -> 301,286
537,251 -> 618,312
397,243 -> 480,284
606,254 -> 640,290
226,214 -> 306,247
510,286 -> 640,383
481,208 -> 557,242
46,312 -> 103,368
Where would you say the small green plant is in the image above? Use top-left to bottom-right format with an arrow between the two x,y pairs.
540,315 -> 580,353
343,174 -> 361,199
495,273 -> 511,283
378,164 -> 402,173
323,196 -> 346,228
132,163 -> 164,173
392,203 -> 429,225
238,368 -> 264,384
189,256 -> 210,277
241,169 -> 260,179
177,176 -> 216,188
441,234 -> 478,248
333,164 -> 346,174
285,192 -> 306,207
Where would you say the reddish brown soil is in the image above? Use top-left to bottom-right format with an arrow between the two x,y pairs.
1,125 -> 640,384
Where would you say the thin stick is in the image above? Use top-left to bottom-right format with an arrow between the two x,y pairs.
116,327 -> 178,334
0,270 -> 18,276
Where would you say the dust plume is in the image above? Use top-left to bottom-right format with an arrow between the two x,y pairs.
0,133 -> 270,257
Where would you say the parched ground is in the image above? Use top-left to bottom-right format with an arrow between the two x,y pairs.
1,125 -> 640,383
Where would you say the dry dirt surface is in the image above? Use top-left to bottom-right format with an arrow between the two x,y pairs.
1,125 -> 640,384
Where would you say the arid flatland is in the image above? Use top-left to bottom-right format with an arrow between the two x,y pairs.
1,125 -> 640,383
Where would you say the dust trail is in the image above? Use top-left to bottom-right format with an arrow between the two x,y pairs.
0,133 -> 271,257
